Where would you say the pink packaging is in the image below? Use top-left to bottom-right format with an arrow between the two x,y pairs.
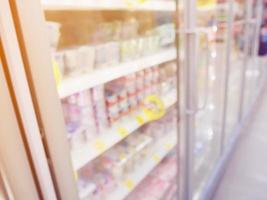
105,92 -> 120,125
62,95 -> 81,134
91,86 -> 109,134
76,91 -> 97,141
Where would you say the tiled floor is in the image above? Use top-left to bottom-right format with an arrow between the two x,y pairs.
214,89 -> 267,200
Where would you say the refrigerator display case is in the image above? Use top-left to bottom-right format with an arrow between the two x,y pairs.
2,0 -> 264,199
6,0 -> 180,199
181,0 -> 264,199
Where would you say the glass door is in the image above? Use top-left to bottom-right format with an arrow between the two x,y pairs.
182,0 -> 230,199
223,0 -> 247,143
193,1 -> 230,199
243,0 -> 264,112
9,0 -> 180,199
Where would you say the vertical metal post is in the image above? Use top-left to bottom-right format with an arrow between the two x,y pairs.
182,0 -> 197,199
238,0 -> 253,120
174,0 -> 181,199
253,0 -> 263,59
220,0 -> 234,154
253,0 -> 264,85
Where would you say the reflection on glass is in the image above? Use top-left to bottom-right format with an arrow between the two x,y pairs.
42,1 -> 178,199
224,0 -> 246,143
193,1 -> 229,198
243,0 -> 262,112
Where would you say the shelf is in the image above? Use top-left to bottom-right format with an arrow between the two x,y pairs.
42,0 -> 176,11
71,91 -> 177,171
109,132 -> 177,200
58,48 -> 176,98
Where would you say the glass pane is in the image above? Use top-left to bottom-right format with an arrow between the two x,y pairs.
243,23 -> 260,110
224,0 -> 246,142
41,1 -> 179,199
193,1 -> 229,198
243,1 -> 263,112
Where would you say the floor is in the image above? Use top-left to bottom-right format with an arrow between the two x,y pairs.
214,87 -> 267,200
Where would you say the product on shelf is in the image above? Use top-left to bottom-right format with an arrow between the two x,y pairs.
62,90 -> 97,149
61,61 -> 177,151
47,17 -> 175,80
156,23 -> 176,48
46,21 -> 61,49
76,111 -> 177,200
97,133 -> 153,181
77,162 -> 117,200
125,152 -> 177,200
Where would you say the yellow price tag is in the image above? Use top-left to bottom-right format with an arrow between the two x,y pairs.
117,127 -> 129,138
94,139 -> 106,153
164,143 -> 174,151
136,115 -> 145,126
123,0 -> 135,8
197,0 -> 215,8
152,154 -> 160,163
120,153 -> 126,160
143,95 -> 166,121
52,59 -> 62,87
73,170 -> 78,181
124,179 -> 135,190
137,0 -> 148,4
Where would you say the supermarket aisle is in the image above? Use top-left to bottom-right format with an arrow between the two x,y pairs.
214,86 -> 267,200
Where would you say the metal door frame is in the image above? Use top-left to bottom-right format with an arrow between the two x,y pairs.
181,0 -> 197,199
5,0 -> 79,198
0,45 -> 39,200
8,1 -> 186,200
199,0 -> 265,199
238,0 -> 253,121
0,0 -> 58,199
182,0 -> 264,199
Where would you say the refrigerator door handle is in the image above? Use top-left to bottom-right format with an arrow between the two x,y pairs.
186,30 -> 210,115
196,31 -> 210,111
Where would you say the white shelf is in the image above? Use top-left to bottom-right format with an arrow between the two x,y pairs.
42,0 -> 176,11
71,91 -> 177,170
58,48 -> 176,98
109,132 -> 177,200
